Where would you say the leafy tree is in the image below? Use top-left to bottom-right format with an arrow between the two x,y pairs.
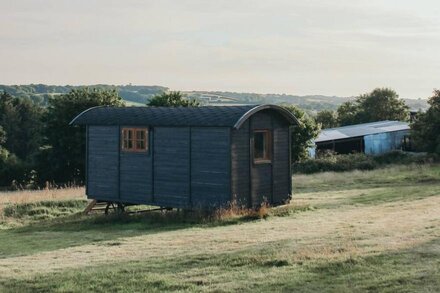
337,101 -> 360,126
411,90 -> 440,154
0,91 -> 44,161
337,88 -> 409,126
315,110 -> 338,129
40,88 -> 124,184
0,125 -> 25,187
283,105 -> 320,162
0,126 -> 6,146
147,91 -> 199,107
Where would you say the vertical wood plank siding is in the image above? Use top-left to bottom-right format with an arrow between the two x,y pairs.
87,126 -> 119,201
231,111 -> 291,207
250,111 -> 273,206
231,121 -> 250,207
120,150 -> 152,204
272,117 -> 290,204
85,110 -> 291,208
153,127 -> 190,208
191,127 -> 231,208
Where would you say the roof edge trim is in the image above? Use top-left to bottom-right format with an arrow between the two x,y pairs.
69,105 -> 108,126
233,104 -> 299,129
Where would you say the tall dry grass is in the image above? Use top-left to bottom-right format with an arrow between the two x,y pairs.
0,187 -> 86,211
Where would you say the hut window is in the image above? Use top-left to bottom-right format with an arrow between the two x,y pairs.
121,128 -> 148,152
253,130 -> 271,163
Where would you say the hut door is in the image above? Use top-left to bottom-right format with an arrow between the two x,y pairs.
153,127 -> 190,207
249,114 -> 273,207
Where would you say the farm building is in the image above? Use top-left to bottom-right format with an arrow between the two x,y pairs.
70,105 -> 298,209
310,120 -> 411,156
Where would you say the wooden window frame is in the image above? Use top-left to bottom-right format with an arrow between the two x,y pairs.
253,129 -> 272,164
121,128 -> 149,153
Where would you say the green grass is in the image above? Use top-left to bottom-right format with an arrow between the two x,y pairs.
0,203 -> 275,258
1,238 -> 438,292
293,164 -> 440,193
0,164 -> 439,292
3,199 -> 87,220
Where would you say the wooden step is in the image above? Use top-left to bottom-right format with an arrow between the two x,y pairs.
83,199 -> 97,214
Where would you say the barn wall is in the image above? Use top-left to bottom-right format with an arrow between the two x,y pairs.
119,128 -> 153,204
364,130 -> 409,155
231,121 -> 250,207
191,127 -> 231,208
87,126 -> 119,201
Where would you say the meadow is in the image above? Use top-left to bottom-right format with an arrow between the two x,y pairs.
0,164 -> 439,292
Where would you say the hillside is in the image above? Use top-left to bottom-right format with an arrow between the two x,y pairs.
0,84 -> 168,106
0,164 -> 439,292
0,84 -> 429,112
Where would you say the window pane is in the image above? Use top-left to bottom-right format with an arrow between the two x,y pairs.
254,132 -> 265,159
121,128 -> 148,152
254,131 -> 271,162
136,130 -> 144,140
136,140 -> 144,149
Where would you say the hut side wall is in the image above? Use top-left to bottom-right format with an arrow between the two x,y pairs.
191,127 -> 231,208
231,121 -> 250,207
87,126 -> 119,201
87,126 -> 232,208
119,128 -> 153,204
153,127 -> 191,208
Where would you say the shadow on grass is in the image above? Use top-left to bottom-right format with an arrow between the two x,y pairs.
0,206 -> 270,259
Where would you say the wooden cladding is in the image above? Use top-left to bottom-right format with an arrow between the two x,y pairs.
121,128 -> 149,152
253,129 -> 272,163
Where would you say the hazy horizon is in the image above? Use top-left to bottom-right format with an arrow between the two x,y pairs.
1,0 -> 439,99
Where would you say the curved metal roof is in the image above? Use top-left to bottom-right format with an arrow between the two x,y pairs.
70,104 -> 298,129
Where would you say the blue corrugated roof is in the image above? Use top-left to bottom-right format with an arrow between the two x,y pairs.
316,121 -> 410,143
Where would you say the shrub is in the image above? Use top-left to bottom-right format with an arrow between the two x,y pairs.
292,151 -> 437,174
293,153 -> 376,174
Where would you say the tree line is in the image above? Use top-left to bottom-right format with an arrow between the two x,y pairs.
0,88 -> 124,188
313,87 -> 440,155
314,88 -> 410,128
0,87 -> 438,189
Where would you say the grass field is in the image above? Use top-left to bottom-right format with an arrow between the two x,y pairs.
0,164 -> 439,292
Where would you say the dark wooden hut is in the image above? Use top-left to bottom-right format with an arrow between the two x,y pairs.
70,104 -> 298,209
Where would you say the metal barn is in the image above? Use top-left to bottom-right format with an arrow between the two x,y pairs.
70,105 -> 298,209
311,120 -> 410,156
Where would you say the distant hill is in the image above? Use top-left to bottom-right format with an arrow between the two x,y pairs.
0,84 -> 168,106
184,91 -> 353,112
0,84 -> 428,112
184,91 -> 429,112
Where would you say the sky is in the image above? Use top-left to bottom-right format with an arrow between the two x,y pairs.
1,0 -> 439,99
